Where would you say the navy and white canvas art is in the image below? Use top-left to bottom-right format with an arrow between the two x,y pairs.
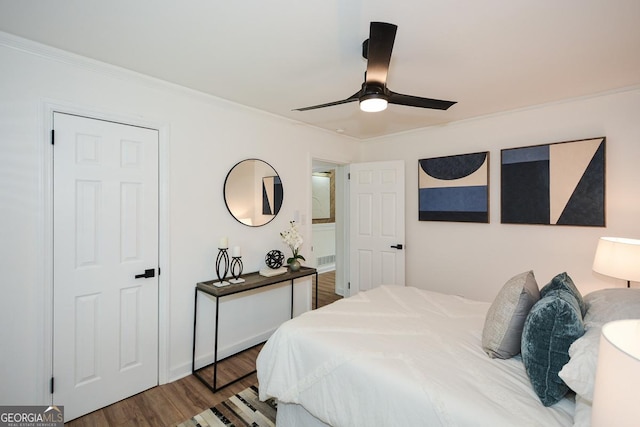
419,152 -> 489,223
501,137 -> 605,226
262,176 -> 283,215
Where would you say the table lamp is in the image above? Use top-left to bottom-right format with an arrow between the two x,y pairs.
591,319 -> 640,427
592,237 -> 640,288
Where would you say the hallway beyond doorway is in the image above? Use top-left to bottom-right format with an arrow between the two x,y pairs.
313,271 -> 342,308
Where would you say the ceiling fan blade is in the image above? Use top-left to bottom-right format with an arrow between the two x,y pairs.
365,22 -> 397,86
293,92 -> 360,111
388,91 -> 457,110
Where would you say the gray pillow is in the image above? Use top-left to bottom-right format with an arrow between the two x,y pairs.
521,289 -> 585,406
482,270 -> 540,359
540,272 -> 586,316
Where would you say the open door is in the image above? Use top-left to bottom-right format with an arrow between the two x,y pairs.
349,160 -> 405,294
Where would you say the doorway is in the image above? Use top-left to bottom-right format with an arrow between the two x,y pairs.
311,160 -> 348,305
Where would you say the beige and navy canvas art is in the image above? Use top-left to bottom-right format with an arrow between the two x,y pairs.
419,151 -> 490,223
262,175 -> 283,215
501,137 -> 605,226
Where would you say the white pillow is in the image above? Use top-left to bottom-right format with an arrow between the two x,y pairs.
558,326 -> 600,400
572,395 -> 592,427
583,288 -> 640,325
558,288 -> 640,424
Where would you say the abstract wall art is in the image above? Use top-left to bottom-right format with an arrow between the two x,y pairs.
418,151 -> 490,223
501,137 -> 605,226
262,176 -> 283,215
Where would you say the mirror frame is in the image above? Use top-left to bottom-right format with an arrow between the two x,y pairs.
223,158 -> 283,227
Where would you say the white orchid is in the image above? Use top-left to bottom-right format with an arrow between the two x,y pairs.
280,220 -> 305,264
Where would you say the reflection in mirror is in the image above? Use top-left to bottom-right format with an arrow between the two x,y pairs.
224,159 -> 283,227
262,176 -> 283,215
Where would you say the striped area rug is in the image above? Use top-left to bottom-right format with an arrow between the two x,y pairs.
177,386 -> 277,427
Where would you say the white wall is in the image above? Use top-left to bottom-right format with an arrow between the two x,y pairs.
0,34 -> 359,405
4,28 -> 638,408
361,87 -> 640,301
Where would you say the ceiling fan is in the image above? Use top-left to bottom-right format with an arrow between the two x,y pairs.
294,22 -> 456,113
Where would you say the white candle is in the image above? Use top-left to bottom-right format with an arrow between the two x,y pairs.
219,237 -> 228,249
232,246 -> 241,257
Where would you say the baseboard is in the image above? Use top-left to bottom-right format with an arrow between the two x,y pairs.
169,328 -> 276,382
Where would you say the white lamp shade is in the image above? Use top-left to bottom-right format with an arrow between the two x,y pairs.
592,237 -> 640,283
592,319 -> 640,427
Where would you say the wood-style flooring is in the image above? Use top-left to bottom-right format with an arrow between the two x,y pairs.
66,271 -> 341,426
312,270 -> 342,308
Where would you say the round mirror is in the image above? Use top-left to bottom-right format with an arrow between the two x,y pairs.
224,159 -> 283,227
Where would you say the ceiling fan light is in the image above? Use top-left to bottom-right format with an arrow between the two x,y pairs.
360,96 -> 388,112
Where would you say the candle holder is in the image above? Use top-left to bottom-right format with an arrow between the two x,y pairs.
229,256 -> 245,284
215,248 -> 230,285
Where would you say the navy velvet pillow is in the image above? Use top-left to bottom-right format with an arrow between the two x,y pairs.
540,272 -> 586,316
521,289 -> 585,406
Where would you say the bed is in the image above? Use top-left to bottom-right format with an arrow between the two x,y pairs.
256,275 -> 640,427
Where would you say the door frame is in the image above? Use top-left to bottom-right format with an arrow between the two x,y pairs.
40,101 -> 171,403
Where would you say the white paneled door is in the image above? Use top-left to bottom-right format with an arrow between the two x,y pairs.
349,161 -> 405,294
52,113 -> 159,421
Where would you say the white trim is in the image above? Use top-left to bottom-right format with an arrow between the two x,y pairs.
337,164 -> 350,297
39,99 -> 54,406
40,100 -> 171,404
157,119 -> 172,386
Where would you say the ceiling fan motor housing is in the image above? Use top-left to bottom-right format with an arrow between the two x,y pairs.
362,39 -> 370,59
361,83 -> 387,99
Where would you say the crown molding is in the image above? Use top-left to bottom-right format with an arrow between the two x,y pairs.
1,31 -> 137,81
0,30 -> 351,138
0,30 -> 265,112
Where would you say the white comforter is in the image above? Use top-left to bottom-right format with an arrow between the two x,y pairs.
257,285 -> 574,427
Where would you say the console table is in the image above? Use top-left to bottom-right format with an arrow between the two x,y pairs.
192,266 -> 318,392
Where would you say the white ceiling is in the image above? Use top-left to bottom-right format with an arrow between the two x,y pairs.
1,0 -> 639,140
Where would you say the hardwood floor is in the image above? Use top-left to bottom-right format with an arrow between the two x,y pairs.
67,271 -> 340,426
313,270 -> 342,308
66,346 -> 262,427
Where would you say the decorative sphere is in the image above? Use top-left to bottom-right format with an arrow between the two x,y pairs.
265,250 -> 285,269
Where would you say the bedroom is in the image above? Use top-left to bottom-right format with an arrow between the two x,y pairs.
1,0 -> 639,425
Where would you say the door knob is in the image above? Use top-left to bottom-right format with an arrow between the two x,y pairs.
390,244 -> 403,250
135,268 -> 155,279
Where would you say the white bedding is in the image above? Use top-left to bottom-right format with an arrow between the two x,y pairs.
257,285 -> 574,427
